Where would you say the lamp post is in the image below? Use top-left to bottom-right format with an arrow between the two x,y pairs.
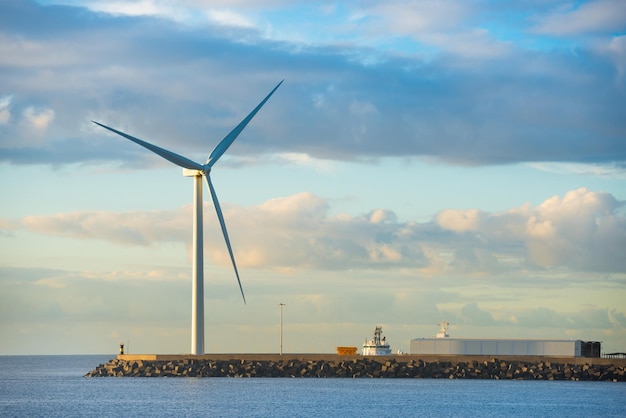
279,303 -> 285,355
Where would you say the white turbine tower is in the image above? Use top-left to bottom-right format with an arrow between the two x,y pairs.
93,80 -> 283,355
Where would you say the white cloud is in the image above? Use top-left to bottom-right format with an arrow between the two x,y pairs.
436,188 -> 626,272
7,106 -> 57,147
437,208 -> 483,232
255,192 -> 328,224
22,107 -> 55,132
205,9 -> 256,28
275,153 -> 335,173
368,208 -> 395,224
460,302 -> 495,325
423,29 -> 512,60
0,100 -> 58,148
606,35 -> 626,83
0,95 -> 12,124
359,0 -> 510,59
527,161 -> 626,179
532,0 -> 626,36
21,207 -> 188,246
77,0 -> 265,28
12,188 -> 626,274
366,0 -> 470,33
83,0 -> 173,17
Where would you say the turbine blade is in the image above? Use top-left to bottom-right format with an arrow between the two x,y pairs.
205,80 -> 284,169
92,121 -> 204,171
205,174 -> 246,304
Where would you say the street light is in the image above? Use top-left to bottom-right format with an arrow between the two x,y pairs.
279,303 -> 285,355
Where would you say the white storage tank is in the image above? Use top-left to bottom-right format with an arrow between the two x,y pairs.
410,338 -> 582,356
410,322 -> 588,357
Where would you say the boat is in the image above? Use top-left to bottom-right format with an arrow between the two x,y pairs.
362,326 -> 392,355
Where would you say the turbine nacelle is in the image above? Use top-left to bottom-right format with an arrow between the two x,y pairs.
183,168 -> 208,177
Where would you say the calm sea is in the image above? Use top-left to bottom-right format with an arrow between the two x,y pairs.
0,355 -> 624,417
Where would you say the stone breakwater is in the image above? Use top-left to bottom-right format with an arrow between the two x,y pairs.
85,357 -> 625,381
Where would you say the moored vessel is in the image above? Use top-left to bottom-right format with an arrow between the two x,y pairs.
362,326 -> 392,355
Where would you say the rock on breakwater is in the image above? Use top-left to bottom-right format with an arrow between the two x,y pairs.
85,357 -> 626,381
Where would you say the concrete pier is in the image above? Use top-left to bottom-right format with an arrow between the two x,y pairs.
85,354 -> 626,381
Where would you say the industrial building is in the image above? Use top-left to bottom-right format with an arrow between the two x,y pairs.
410,322 -> 601,358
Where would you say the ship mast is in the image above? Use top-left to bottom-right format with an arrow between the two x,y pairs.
374,326 -> 383,345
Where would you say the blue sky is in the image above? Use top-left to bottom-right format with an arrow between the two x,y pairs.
1,0 -> 625,355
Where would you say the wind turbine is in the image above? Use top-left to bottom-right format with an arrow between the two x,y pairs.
93,80 -> 283,355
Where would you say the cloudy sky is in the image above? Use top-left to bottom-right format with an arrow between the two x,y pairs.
1,0 -> 625,355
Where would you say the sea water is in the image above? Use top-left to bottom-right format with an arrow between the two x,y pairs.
0,356 -> 624,417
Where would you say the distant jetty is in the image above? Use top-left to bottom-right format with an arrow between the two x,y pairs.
85,354 -> 625,381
